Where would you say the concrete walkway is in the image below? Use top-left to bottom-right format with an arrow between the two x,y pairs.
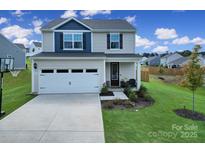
0,94 -> 104,143
100,92 -> 128,101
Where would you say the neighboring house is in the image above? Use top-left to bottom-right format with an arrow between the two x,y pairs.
199,54 -> 205,67
168,56 -> 189,68
160,53 -> 183,67
14,43 -> 26,53
140,57 -> 148,65
31,17 -> 141,94
0,34 -> 25,70
28,41 -> 42,56
145,56 -> 160,66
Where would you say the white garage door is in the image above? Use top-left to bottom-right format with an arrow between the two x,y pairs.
39,69 -> 100,94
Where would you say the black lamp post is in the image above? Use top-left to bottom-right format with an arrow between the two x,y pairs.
0,59 -> 5,117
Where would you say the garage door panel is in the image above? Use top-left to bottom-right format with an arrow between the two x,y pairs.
39,72 -> 99,94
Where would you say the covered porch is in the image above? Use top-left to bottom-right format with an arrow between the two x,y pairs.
105,57 -> 141,90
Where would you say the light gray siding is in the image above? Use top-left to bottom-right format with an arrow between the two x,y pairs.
93,32 -> 135,54
42,32 -> 54,52
0,34 -> 25,70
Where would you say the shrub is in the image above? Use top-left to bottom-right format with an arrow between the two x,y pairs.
159,66 -> 164,74
102,101 -> 114,109
124,86 -> 131,96
137,85 -> 147,97
113,99 -> 123,105
144,94 -> 155,103
123,100 -> 135,108
101,84 -> 108,94
128,91 -> 137,102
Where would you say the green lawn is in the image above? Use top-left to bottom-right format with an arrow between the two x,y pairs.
103,76 -> 205,143
0,58 -> 35,119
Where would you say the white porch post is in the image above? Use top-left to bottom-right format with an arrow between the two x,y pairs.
103,60 -> 106,83
136,61 -> 141,90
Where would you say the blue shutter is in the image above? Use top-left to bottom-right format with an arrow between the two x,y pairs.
120,33 -> 123,49
107,34 -> 110,49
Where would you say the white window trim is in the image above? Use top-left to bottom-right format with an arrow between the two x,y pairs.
110,33 -> 120,50
63,32 -> 83,50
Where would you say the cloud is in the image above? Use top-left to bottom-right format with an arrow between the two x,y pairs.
171,36 -> 205,45
135,35 -> 155,49
191,37 -> 205,45
80,10 -> 111,17
0,25 -> 32,39
83,16 -> 92,19
0,17 -> 8,24
152,46 -> 169,53
124,15 -> 136,25
13,38 -> 30,47
0,25 -> 33,47
155,28 -> 178,39
61,10 -> 78,18
172,36 -> 190,45
32,18 -> 43,34
11,10 -> 25,18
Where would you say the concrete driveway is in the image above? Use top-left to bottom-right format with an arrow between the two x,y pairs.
0,94 -> 104,143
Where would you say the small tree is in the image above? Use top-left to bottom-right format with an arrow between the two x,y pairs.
181,45 -> 204,112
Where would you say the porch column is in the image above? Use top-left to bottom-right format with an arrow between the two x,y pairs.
136,61 -> 141,90
103,60 -> 106,83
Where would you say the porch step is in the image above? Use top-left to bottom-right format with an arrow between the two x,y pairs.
108,88 -> 124,92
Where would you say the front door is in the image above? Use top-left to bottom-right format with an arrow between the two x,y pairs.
110,62 -> 119,87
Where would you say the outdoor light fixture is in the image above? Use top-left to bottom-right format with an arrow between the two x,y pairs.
34,63 -> 37,69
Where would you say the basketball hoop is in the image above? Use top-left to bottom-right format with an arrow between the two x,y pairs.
0,57 -> 15,116
10,70 -> 20,77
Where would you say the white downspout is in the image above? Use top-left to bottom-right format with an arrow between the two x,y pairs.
137,61 -> 141,90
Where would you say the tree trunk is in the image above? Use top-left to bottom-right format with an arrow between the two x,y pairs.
192,90 -> 195,112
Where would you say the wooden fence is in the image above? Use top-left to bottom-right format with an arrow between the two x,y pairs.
143,66 -> 184,76
141,70 -> 149,82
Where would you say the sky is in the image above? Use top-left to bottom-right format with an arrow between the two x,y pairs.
0,10 -> 205,54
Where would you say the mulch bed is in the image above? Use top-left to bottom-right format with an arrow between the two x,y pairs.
101,97 -> 154,110
100,91 -> 114,96
135,97 -> 154,108
174,109 -> 205,121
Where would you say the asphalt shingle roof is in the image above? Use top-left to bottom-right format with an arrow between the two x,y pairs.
14,43 -> 26,50
41,18 -> 136,32
33,42 -> 42,47
169,56 -> 189,65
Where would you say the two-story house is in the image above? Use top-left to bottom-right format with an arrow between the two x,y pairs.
160,53 -> 183,68
0,34 -> 25,71
28,41 -> 42,56
31,17 -> 141,94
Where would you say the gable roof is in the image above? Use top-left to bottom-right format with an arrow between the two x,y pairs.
33,41 -> 42,47
161,53 -> 182,59
0,33 -> 25,70
14,43 -> 26,50
41,17 -> 136,32
0,33 -> 24,57
169,56 -> 189,65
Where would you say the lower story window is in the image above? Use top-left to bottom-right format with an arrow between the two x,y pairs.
86,69 -> 97,73
71,69 -> 83,73
56,69 -> 69,73
41,69 -> 54,73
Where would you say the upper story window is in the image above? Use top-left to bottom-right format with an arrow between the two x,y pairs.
110,33 -> 120,49
63,33 -> 83,50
